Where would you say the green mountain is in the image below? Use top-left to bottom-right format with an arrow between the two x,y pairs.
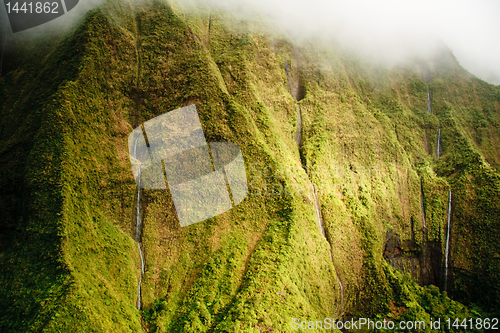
1,1 -> 499,331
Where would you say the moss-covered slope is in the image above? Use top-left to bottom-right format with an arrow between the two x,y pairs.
0,0 -> 499,332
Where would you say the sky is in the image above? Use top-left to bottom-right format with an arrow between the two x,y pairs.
1,0 -> 499,84
201,0 -> 500,85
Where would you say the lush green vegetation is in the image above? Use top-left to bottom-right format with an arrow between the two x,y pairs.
0,0 -> 499,332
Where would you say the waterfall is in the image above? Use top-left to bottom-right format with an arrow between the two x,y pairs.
427,89 -> 432,113
136,242 -> 145,309
437,125 -> 441,158
443,190 -> 452,291
311,181 -> 344,315
420,181 -> 426,228
335,269 -> 344,317
134,138 -> 145,310
295,106 -> 344,316
135,168 -> 141,240
311,183 -> 325,237
419,179 -> 429,284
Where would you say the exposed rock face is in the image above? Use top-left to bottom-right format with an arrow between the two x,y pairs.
384,230 -> 419,278
384,229 -> 442,287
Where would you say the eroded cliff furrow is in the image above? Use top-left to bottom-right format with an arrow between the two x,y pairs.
133,152 -> 145,310
443,190 -> 452,291
295,106 -> 302,147
312,181 -> 345,315
284,50 -> 305,102
132,14 -> 146,312
437,124 -> 441,158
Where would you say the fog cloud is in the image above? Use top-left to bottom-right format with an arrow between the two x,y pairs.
2,0 -> 499,84
201,0 -> 500,85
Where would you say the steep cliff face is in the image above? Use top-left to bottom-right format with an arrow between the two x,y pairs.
298,44 -> 500,315
0,0 -> 499,331
0,2 -> 143,331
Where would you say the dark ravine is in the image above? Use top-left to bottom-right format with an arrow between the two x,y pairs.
284,50 -> 305,101
415,179 -> 446,287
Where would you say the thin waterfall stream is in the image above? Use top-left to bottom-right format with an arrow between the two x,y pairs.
437,125 -> 441,158
132,20 -> 146,311
295,105 -> 344,316
420,181 -> 426,229
311,183 -> 325,238
310,167 -> 345,316
134,138 -> 146,310
443,190 -> 452,291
